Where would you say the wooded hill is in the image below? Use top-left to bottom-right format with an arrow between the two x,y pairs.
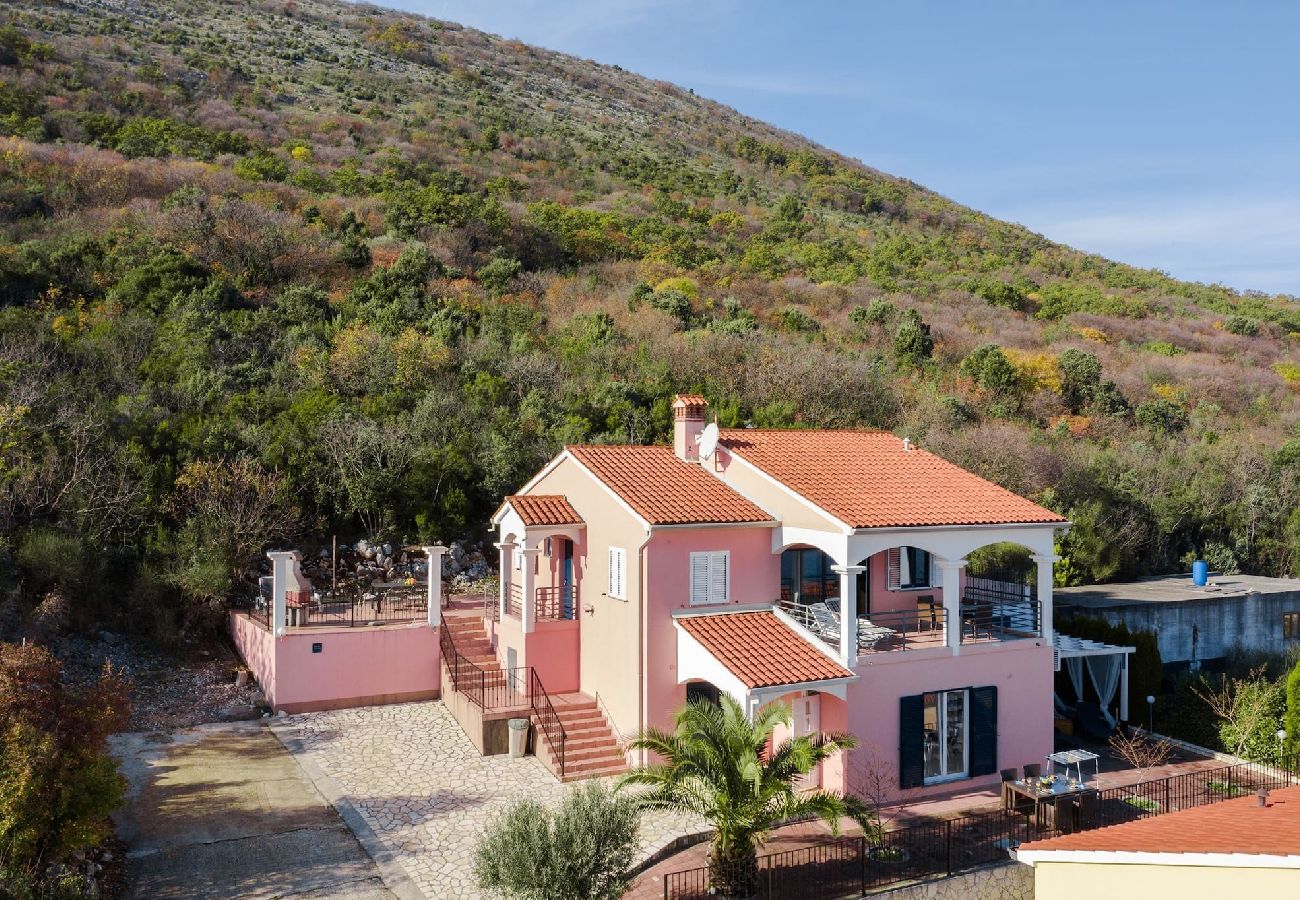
2,0 -> 1299,640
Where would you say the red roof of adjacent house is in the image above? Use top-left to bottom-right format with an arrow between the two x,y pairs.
567,445 -> 772,526
676,611 -> 855,689
501,495 -> 583,527
1019,785 -> 1300,857
719,430 -> 1065,529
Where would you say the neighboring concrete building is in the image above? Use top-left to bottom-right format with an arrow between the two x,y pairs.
1017,784 -> 1300,899
1056,574 -> 1300,674
475,394 -> 1072,795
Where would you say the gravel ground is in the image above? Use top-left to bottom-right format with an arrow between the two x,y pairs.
50,633 -> 264,731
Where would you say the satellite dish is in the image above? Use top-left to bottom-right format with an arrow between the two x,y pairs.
697,422 -> 720,460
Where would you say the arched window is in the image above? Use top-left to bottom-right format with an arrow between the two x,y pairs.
780,547 -> 839,605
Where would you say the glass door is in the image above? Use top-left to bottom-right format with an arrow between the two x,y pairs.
922,689 -> 968,782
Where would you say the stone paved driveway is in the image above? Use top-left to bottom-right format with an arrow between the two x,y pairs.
273,702 -> 705,899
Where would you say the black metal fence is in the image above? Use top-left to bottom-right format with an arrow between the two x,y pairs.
663,757 -> 1300,899
296,585 -> 427,627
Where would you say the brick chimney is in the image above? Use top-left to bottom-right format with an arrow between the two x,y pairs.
673,394 -> 707,462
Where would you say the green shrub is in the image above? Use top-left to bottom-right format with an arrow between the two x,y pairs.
477,257 -> 523,296
233,148 -> 289,183
1135,398 -> 1189,434
970,278 -> 1025,311
1224,314 -> 1259,336
1058,348 -> 1101,412
779,307 -> 819,334
1286,658 -> 1300,760
474,782 -> 639,900
960,344 -> 1019,394
0,643 -> 130,893
892,308 -> 932,363
848,299 -> 896,328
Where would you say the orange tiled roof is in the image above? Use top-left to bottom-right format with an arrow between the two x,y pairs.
503,495 -> 583,527
673,394 -> 707,407
677,611 -> 854,689
719,430 -> 1065,528
1019,785 -> 1300,856
567,445 -> 772,526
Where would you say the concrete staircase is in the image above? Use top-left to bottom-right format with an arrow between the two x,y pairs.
536,693 -> 628,782
441,613 -> 502,675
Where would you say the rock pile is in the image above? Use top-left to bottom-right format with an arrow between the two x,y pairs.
291,538 -> 494,595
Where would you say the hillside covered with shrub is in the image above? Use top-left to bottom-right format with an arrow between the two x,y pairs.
2,0 -> 1300,640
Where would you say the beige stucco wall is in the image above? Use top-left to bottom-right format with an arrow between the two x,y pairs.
882,861 -> 1032,900
711,448 -> 844,534
1033,861 -> 1300,899
527,455 -> 649,739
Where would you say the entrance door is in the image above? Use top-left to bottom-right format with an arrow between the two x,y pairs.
562,540 -> 574,619
794,694 -> 822,788
856,558 -> 871,617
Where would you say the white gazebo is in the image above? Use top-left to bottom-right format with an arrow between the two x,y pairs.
1053,633 -> 1135,726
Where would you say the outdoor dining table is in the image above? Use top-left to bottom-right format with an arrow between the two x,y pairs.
1004,775 -> 1098,830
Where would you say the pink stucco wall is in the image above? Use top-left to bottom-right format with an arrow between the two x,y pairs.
645,525 -> 780,733
846,640 -> 1054,803
228,613 -> 441,713
230,611 -> 275,702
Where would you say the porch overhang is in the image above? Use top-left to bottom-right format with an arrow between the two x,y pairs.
674,606 -> 858,714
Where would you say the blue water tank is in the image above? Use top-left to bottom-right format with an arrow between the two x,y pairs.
1192,559 -> 1209,586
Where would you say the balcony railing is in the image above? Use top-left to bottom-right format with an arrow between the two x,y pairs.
775,598 -> 947,654
961,596 -> 1041,643
503,583 -> 578,621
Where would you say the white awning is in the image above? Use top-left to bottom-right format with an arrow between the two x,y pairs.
1054,633 -> 1136,725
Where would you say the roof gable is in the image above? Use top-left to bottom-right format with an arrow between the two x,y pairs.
719,430 -> 1065,529
566,445 -> 772,527
500,495 -> 583,527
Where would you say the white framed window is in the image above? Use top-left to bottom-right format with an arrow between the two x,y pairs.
689,551 -> 729,606
887,546 -> 932,590
607,547 -> 627,600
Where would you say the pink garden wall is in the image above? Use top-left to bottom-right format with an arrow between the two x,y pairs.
229,613 -> 441,713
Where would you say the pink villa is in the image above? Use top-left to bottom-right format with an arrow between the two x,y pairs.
480,395 -> 1073,796
232,394 -> 1099,799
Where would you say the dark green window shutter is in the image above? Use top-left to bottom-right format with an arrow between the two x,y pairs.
968,686 -> 998,777
899,694 -> 925,788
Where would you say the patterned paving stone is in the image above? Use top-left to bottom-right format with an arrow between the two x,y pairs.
277,701 -> 704,899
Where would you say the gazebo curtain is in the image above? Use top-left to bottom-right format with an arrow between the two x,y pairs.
1086,654 -> 1124,728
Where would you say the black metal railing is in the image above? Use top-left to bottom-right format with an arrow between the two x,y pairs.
961,597 -> 1041,642
439,623 -> 529,710
296,583 -> 428,628
775,598 -> 948,653
506,582 -> 523,618
530,667 -> 567,780
535,585 -> 577,620
483,579 -> 500,622
662,756 -> 1300,899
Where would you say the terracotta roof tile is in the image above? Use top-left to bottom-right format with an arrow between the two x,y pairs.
503,495 -> 583,526
673,394 -> 707,407
1019,785 -> 1300,856
719,430 -> 1065,528
567,445 -> 772,526
677,611 -> 854,689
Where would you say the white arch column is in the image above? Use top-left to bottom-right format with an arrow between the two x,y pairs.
494,541 -> 515,619
423,544 -> 447,626
934,556 -> 967,654
831,564 -> 865,668
519,546 -> 541,634
1031,553 -> 1057,640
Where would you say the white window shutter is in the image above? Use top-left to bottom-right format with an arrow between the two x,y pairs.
608,547 -> 626,599
709,552 -> 729,603
690,554 -> 711,605
887,547 -> 902,591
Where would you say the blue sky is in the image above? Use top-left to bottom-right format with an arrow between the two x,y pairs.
404,1 -> 1300,294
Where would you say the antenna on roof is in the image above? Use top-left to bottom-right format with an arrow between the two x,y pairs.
697,422 -> 720,460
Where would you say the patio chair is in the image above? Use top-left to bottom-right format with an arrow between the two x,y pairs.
1076,790 -> 1100,830
857,619 -> 896,651
1051,796 -> 1076,833
808,602 -> 841,640
1000,768 -> 1018,810
918,594 -> 938,630
1023,763 -> 1042,780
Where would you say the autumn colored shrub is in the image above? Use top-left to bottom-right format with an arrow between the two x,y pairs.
0,642 -> 130,893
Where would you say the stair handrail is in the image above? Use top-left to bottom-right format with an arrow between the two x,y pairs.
593,690 -> 625,749
439,617 -> 489,708
529,668 -> 568,780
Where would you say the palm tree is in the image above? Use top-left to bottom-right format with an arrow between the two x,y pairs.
619,695 -> 877,898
